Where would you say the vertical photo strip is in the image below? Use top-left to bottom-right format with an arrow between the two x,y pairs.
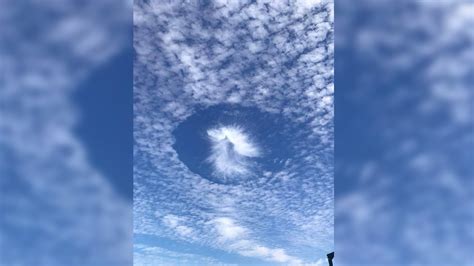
133,1 -> 334,265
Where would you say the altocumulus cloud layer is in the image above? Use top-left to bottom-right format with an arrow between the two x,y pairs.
134,0 -> 334,265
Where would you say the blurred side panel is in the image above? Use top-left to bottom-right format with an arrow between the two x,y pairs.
0,0 -> 133,265
335,0 -> 474,265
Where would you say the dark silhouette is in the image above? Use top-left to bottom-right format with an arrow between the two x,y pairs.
327,252 -> 334,266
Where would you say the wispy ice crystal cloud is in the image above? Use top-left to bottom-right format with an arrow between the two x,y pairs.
336,0 -> 474,265
207,125 -> 260,178
134,0 -> 334,264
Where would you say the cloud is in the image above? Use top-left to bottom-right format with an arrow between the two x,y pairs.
134,0 -> 334,264
212,217 -> 248,240
307,259 -> 326,266
162,214 -> 194,238
211,217 -> 303,265
162,214 -> 181,228
336,0 -> 474,264
134,244 -> 231,266
1,0 -> 131,265
207,125 -> 260,178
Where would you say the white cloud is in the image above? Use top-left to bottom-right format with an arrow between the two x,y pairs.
212,217 -> 247,240
336,1 -> 473,264
162,214 -> 194,237
134,244 -> 228,266
175,225 -> 194,237
208,126 -> 260,157
1,0 -> 131,264
210,217 -> 305,265
207,125 -> 260,178
269,248 -> 292,263
162,214 -> 181,228
306,258 -> 326,266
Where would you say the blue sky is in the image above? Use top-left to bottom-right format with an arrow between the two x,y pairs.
134,0 -> 334,265
2,0 -> 472,265
335,1 -> 474,265
75,49 -> 133,201
1,0 -> 133,265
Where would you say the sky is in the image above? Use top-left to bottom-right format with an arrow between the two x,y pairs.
335,1 -> 474,265
2,0 -> 472,266
75,49 -> 133,201
133,0 -> 334,265
1,0 -> 133,265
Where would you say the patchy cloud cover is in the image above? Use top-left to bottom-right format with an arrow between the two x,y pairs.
1,0 -> 131,265
336,0 -> 474,265
134,0 -> 334,265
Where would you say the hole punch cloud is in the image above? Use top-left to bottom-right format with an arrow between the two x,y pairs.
207,125 -> 260,178
134,0 -> 335,263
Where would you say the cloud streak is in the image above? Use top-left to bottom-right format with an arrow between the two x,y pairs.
211,217 -> 303,265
